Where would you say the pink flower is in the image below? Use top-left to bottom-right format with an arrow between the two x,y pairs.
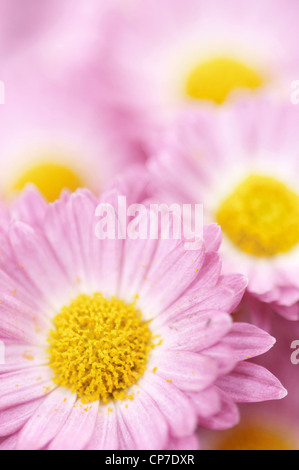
96,0 -> 299,134
0,185 -> 285,450
0,58 -> 139,204
0,2 -> 146,198
148,97 -> 299,325
200,312 -> 299,450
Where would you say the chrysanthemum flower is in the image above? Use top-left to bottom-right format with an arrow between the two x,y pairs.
201,313 -> 299,450
99,0 -> 299,130
0,185 -> 286,450
149,97 -> 299,324
0,60 -> 140,204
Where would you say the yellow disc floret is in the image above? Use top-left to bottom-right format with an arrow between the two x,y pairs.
48,293 -> 155,404
185,57 -> 263,104
11,161 -> 85,202
216,174 -> 299,258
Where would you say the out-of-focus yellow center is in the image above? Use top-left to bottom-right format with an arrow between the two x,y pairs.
48,294 -> 155,404
218,423 -> 294,450
216,174 -> 299,257
185,57 -> 263,104
11,162 -> 85,202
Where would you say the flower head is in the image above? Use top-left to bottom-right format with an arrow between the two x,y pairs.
98,0 -> 299,132
148,97 -> 299,323
0,185 -> 286,450
0,59 -> 140,203
202,312 -> 299,450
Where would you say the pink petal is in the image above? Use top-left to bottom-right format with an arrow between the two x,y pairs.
0,295 -> 48,343
17,388 -> 76,450
216,362 -> 288,403
9,221 -> 72,312
0,230 -> 34,296
0,344 -> 47,374
201,344 -> 237,376
274,302 -> 299,322
48,400 -> 99,450
188,386 -> 221,419
151,252 -> 222,327
203,224 -> 222,252
140,373 -> 197,438
92,189 -> 124,297
0,366 -> 55,410
119,211 -> 158,302
0,432 -> 19,450
12,186 -> 47,228
64,191 -> 97,288
159,312 -> 232,352
190,274 -> 247,314
221,323 -> 276,362
0,398 -> 43,437
189,252 -> 221,289
139,241 -> 206,318
0,268 -> 47,318
118,408 -> 138,450
153,350 -> 218,392
118,391 -> 168,450
43,200 -> 81,287
85,404 -> 119,450
197,389 -> 240,431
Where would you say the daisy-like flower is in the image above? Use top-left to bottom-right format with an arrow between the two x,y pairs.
98,0 -> 299,131
148,97 -> 299,325
0,60 -> 140,204
201,313 -> 299,450
0,184 -> 286,450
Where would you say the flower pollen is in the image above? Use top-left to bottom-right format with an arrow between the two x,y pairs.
217,174 -> 299,257
48,293 -> 155,404
11,161 -> 85,202
185,56 -> 263,104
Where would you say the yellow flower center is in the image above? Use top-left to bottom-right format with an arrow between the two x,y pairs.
11,161 -> 85,202
47,294 -> 155,404
216,174 -> 299,258
185,56 -> 263,104
217,423 -> 295,450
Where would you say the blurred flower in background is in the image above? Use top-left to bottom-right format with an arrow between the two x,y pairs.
146,95 -> 299,449
94,0 -> 299,135
0,59 -> 141,202
1,0 -> 299,451
148,97 -> 299,328
200,313 -> 299,450
0,0 -> 145,203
